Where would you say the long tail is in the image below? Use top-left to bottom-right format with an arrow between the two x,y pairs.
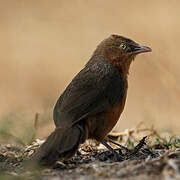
29,123 -> 87,167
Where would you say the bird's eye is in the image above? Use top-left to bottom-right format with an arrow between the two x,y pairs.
120,43 -> 127,50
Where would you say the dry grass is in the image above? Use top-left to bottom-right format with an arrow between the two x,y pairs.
0,0 -> 180,138
0,125 -> 180,180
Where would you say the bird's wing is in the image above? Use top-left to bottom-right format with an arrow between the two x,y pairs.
53,62 -> 125,128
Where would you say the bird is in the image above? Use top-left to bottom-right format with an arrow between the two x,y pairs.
30,34 -> 152,166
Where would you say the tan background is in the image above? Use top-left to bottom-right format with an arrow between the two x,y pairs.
0,0 -> 180,141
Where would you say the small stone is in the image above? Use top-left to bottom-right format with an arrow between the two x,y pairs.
0,153 -> 6,162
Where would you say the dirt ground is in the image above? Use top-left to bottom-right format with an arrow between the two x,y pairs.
1,2 -> 180,179
0,128 -> 180,180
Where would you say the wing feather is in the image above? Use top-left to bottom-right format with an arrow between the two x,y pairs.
53,60 -> 125,127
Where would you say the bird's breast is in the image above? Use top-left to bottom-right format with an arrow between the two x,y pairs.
87,91 -> 127,142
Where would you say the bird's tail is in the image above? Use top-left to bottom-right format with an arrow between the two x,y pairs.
29,122 -> 87,167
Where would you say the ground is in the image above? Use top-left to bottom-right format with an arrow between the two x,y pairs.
0,126 -> 180,180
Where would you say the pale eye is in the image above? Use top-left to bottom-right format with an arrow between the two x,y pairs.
120,43 -> 127,50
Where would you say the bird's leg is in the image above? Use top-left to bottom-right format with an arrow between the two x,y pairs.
128,136 -> 147,156
108,139 -> 130,153
109,137 -> 147,159
102,141 -> 123,161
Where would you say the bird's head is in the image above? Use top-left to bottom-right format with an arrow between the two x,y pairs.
93,34 -> 152,74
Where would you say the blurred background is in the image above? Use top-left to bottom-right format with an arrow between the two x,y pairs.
0,0 -> 180,143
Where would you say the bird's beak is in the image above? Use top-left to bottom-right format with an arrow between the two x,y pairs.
133,44 -> 152,54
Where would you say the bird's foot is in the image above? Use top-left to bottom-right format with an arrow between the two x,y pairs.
113,151 -> 124,161
102,140 -> 124,161
127,136 -> 147,157
102,136 -> 147,161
